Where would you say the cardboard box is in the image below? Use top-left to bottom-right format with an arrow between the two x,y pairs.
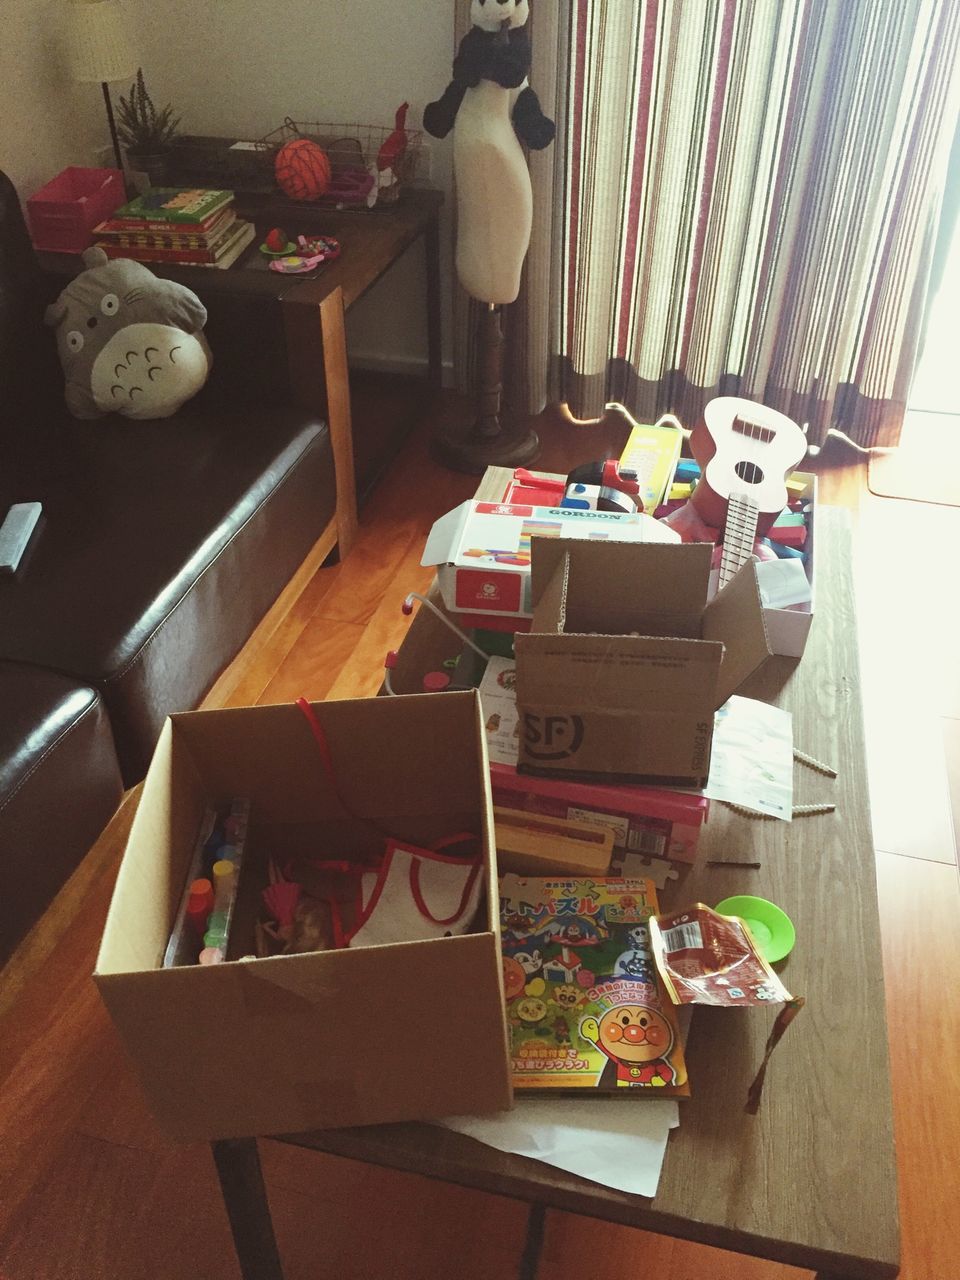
421,500 -> 679,621
476,654 -> 708,864
514,539 -> 773,788
94,693 -> 512,1142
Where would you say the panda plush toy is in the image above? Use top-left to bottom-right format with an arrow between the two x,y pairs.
423,0 -> 555,150
424,0 -> 555,306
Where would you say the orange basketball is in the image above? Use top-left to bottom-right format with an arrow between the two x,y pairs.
274,139 -> 331,201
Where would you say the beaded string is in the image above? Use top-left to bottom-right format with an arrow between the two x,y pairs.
719,747 -> 838,819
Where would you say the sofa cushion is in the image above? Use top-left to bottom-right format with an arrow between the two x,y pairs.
0,394 -> 337,781
0,662 -> 124,961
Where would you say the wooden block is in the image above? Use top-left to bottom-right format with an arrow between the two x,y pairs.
494,807 -> 614,876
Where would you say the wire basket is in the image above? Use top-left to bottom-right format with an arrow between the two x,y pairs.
259,117 -> 424,209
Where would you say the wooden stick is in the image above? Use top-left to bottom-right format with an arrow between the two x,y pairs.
707,860 -> 762,868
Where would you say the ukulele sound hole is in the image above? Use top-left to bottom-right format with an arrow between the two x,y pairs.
735,460 -> 764,485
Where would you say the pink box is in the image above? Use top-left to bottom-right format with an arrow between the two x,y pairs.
490,762 -> 709,866
27,167 -> 125,254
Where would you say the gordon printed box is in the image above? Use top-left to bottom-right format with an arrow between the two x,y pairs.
421,501 -> 678,620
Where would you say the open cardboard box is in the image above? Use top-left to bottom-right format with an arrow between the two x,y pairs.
514,539 -> 773,788
94,693 -> 512,1142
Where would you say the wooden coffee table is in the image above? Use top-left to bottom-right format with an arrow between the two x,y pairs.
211,472 -> 898,1280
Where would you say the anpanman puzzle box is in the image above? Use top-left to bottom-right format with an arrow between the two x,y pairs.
500,875 -> 689,1096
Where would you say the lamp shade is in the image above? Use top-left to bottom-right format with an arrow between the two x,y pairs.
66,0 -> 138,84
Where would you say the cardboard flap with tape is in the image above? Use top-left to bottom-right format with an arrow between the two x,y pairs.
516,539 -> 773,788
702,558 -> 774,705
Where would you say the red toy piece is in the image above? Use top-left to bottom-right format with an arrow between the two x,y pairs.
378,102 -> 410,172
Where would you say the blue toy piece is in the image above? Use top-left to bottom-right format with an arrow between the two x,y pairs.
762,538 -> 807,562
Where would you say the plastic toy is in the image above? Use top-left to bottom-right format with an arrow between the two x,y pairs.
267,235 -> 341,275
260,227 -> 296,256
713,895 -> 796,964
274,138 -> 332,201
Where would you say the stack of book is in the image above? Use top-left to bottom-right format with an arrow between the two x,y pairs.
93,188 -> 255,269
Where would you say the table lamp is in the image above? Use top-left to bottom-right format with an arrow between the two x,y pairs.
65,0 -> 138,174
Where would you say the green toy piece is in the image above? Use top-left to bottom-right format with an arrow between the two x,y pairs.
714,895 -> 796,964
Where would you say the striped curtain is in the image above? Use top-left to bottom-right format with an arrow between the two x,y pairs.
452,0 -> 960,447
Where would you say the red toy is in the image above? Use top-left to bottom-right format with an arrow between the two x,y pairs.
275,139 -> 332,201
377,102 -> 410,172
264,227 -> 289,253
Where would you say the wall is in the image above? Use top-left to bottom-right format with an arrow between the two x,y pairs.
0,0 -> 105,197
130,0 -> 458,373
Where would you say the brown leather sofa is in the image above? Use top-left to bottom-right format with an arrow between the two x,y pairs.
0,169 -> 354,961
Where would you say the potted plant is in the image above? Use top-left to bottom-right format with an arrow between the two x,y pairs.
116,68 -> 181,187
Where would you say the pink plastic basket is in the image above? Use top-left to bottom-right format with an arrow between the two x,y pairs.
26,167 -> 126,254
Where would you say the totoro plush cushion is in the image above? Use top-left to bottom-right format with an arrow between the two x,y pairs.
44,247 -> 212,420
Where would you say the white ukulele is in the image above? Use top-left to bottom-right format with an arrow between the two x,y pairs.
690,397 -> 808,534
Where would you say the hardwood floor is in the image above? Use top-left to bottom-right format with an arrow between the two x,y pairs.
1,395 -> 957,1279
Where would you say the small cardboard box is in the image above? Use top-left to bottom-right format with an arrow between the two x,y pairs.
421,500 -> 679,620
94,693 -> 512,1142
514,539 -> 773,788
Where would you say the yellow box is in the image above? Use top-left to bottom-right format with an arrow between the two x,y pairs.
619,421 -> 684,513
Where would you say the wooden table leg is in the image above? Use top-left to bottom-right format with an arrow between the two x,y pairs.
424,212 -> 443,390
517,1203 -> 546,1280
211,1138 -> 285,1280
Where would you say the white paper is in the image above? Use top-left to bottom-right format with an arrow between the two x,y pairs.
755,558 -> 812,609
437,1097 -> 679,1197
705,695 -> 794,819
478,657 -> 521,766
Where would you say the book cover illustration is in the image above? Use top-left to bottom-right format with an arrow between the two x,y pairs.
500,875 -> 689,1096
113,188 -> 233,225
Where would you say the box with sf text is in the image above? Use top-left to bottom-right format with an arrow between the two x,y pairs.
515,539 -> 774,788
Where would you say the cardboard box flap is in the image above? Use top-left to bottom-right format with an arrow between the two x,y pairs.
702,560 -> 773,706
530,539 -> 712,636
97,719 -> 206,976
421,501 -> 471,567
168,692 -> 486,826
516,632 -> 723,712
530,547 -> 571,634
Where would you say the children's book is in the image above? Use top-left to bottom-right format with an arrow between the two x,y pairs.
99,220 -> 255,268
500,875 -> 689,1096
94,209 -> 237,249
109,188 -> 234,228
